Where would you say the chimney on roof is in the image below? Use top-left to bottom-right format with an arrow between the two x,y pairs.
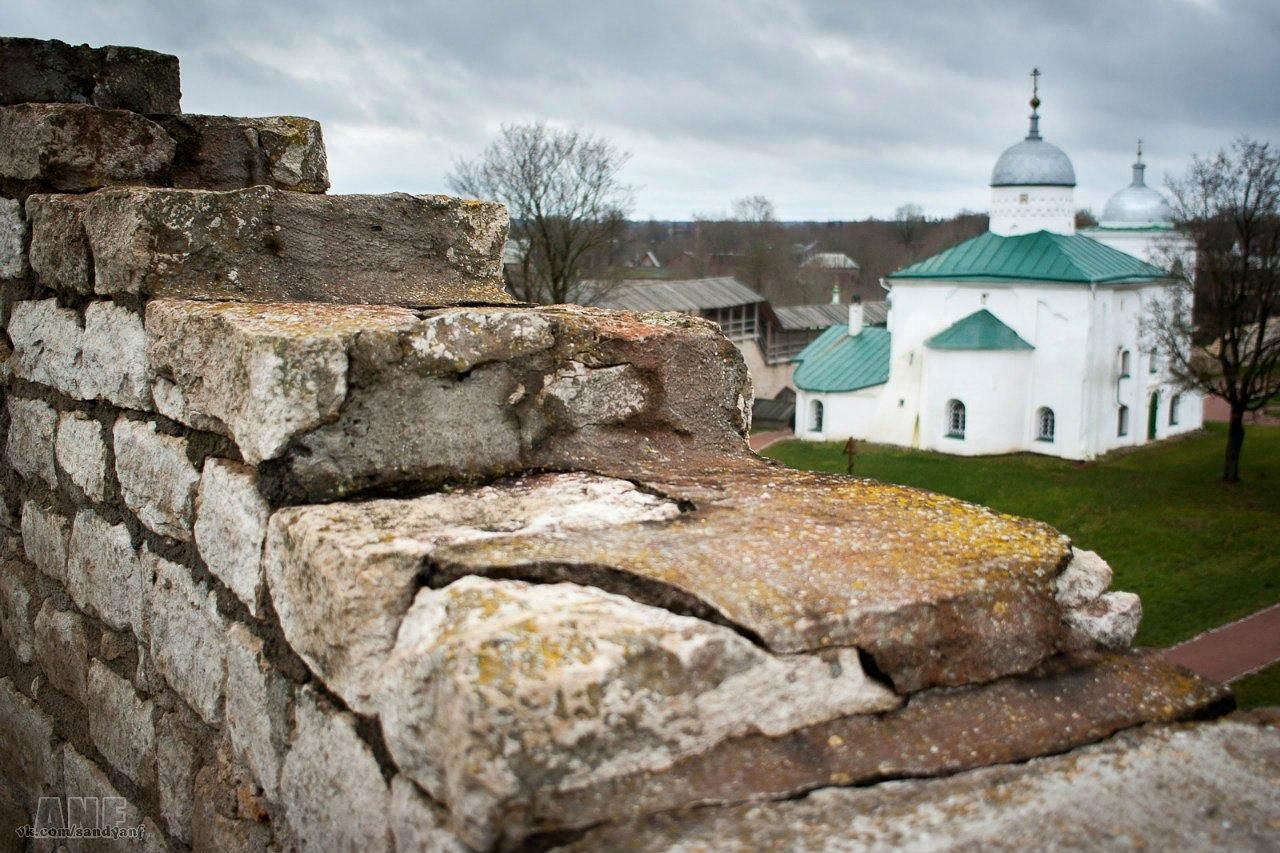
830,283 -> 841,304
848,296 -> 863,337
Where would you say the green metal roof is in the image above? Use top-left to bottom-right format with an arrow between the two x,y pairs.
926,309 -> 1034,351
792,326 -> 891,393
889,230 -> 1169,284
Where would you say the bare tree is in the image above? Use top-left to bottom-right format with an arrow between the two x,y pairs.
448,122 -> 633,305
893,203 -> 927,261
1146,137 -> 1280,482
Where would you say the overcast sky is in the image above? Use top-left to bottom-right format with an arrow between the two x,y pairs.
5,0 -> 1279,220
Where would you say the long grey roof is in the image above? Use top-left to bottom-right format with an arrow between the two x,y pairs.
587,277 -> 764,312
773,304 -> 848,330
769,301 -> 888,330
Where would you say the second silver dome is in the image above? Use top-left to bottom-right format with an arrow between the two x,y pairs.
991,137 -> 1077,187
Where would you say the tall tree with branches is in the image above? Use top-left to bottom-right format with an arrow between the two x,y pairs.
1147,137 -> 1280,482
448,122 -> 633,305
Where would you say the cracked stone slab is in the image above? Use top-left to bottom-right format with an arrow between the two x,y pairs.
558,717 -> 1280,852
266,471 -> 682,713
156,114 -> 329,192
0,37 -> 180,113
147,301 -> 750,497
0,103 -> 174,194
65,185 -> 511,305
381,576 -> 901,850
429,461 -> 1077,692
533,652 -> 1229,833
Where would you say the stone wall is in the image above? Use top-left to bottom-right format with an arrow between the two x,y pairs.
0,37 -> 1275,853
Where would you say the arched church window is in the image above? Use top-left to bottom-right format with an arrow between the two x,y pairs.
810,400 -> 824,432
1117,405 -> 1130,437
1036,407 -> 1055,442
1169,395 -> 1181,426
1120,350 -> 1131,377
946,400 -> 966,439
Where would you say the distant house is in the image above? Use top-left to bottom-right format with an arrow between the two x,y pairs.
627,251 -> 662,269
799,252 -> 861,303
588,277 -> 848,404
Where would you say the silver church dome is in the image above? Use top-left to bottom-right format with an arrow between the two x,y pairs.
990,112 -> 1076,187
1100,147 -> 1174,226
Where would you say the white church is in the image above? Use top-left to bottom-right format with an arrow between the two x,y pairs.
794,74 -> 1202,460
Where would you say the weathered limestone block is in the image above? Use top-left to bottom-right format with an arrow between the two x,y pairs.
561,718 -> 1280,852
278,688 -> 390,852
0,567 -> 36,664
66,510 -> 146,638
194,460 -> 270,615
430,465 -> 1074,693
0,196 -> 27,279
6,396 -> 58,489
191,748 -> 274,853
148,302 -> 749,497
146,300 -> 415,463
0,103 -> 174,193
0,37 -> 181,113
113,418 -> 199,541
224,622 -> 293,800
1064,591 -> 1143,650
7,299 -> 152,410
55,411 -> 109,501
389,777 -> 470,853
61,743 -> 145,853
266,472 -> 683,712
0,677 -> 61,802
382,576 -> 901,849
74,185 -> 510,305
87,659 -> 156,787
157,114 -> 329,192
33,600 -> 90,700
26,193 -> 92,293
145,549 -> 226,725
535,653 -> 1228,831
20,500 -> 70,581
155,713 -> 197,844
1054,547 -> 1113,608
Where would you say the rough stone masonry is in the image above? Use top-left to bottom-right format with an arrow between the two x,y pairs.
0,35 -> 1276,853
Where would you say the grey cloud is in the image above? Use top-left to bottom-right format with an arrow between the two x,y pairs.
1,0 -> 1277,218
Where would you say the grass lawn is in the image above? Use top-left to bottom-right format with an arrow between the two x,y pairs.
763,423 -> 1280,648
1231,664 -> 1280,709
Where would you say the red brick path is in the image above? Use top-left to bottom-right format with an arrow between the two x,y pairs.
748,429 -> 792,453
1162,604 -> 1280,683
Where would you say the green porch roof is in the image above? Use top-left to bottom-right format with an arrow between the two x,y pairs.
926,309 -> 1034,351
792,326 -> 891,393
889,230 -> 1169,284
